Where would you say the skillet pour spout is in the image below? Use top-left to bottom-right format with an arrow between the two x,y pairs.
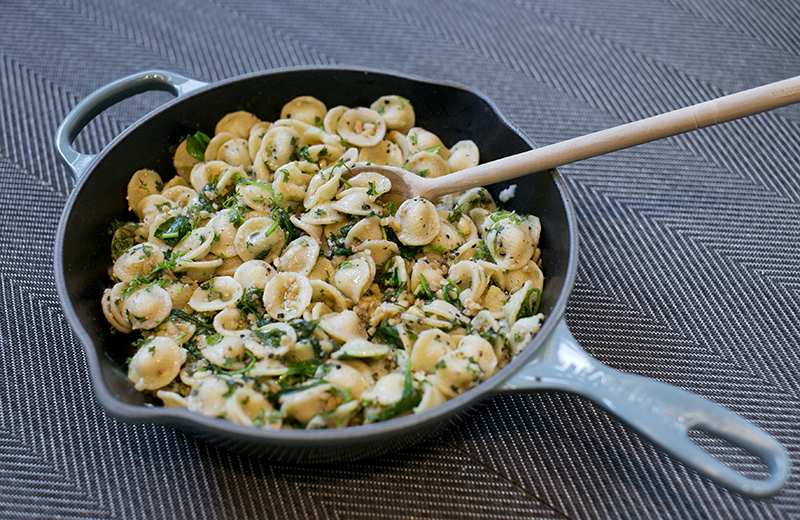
54,68 -> 789,498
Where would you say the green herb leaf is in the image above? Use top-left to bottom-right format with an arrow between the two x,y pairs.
264,219 -> 281,238
474,239 -> 492,261
413,274 -> 435,301
442,278 -> 462,306
374,319 -> 403,350
384,227 -> 421,260
289,318 -> 320,340
238,178 -> 275,193
252,327 -> 285,348
237,287 -> 264,316
170,308 -> 214,332
271,204 -> 300,243
185,131 -> 210,161
154,216 -> 194,247
372,362 -> 421,422
213,350 -> 256,376
381,281 -> 407,302
278,359 -> 321,387
516,286 -> 542,320
326,220 -> 357,254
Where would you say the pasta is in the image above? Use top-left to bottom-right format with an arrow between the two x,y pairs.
103,94 -> 546,429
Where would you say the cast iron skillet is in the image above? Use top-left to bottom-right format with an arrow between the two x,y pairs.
54,67 -> 788,498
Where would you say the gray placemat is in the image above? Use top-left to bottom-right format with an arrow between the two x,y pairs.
1,0 -> 799,518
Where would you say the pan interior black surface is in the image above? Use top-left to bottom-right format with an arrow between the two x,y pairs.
57,68 -> 576,461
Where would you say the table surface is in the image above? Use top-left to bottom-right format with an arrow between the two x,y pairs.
2,0 -> 799,518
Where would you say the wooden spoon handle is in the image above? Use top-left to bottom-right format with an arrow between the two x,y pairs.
425,75 -> 800,199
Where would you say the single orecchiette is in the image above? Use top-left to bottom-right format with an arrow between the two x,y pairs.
410,329 -> 455,373
234,216 -> 285,262
447,140 -> 479,172
361,373 -> 406,422
304,169 -> 342,209
124,285 -> 173,330
127,337 -> 187,391
173,141 -> 201,181
353,240 -> 399,266
248,121 -> 271,161
260,125 -> 301,172
346,172 -> 392,196
405,151 -> 451,179
357,139 -> 404,166
209,209 -> 240,257
435,335 -> 497,397
102,283 -> 132,333
319,310 -> 366,343
213,307 -> 248,337
389,197 -> 440,245
189,276 -> 243,312
187,377 -> 230,417
273,163 -> 310,209
161,185 -> 197,210
281,96 -> 327,126
215,110 -> 261,139
484,215 -> 536,270
112,243 -> 164,284
334,254 -> 375,302
224,388 -> 281,428
202,335 -> 247,369
127,169 -> 163,213
262,272 -> 312,320
233,260 -> 276,290
414,380 -> 447,413
173,225 -> 215,260
276,236 -> 320,276
506,315 -> 544,356
310,280 -> 349,312
216,137 -> 251,170
504,260 -> 544,294
386,130 -> 410,160
323,105 -> 348,135
430,216 -> 465,252
406,127 -> 450,160
204,132 -> 237,162
190,160 -> 229,193
337,107 -> 386,147
370,95 -> 415,133
323,360 -> 373,399
279,383 -> 335,424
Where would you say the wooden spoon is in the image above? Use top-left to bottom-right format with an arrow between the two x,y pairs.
346,76 -> 800,200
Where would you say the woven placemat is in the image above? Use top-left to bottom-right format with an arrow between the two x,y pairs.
1,0 -> 798,518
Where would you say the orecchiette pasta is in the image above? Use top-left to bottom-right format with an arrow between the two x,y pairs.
337,107 -> 386,147
370,95 -> 415,134
102,93 -> 545,429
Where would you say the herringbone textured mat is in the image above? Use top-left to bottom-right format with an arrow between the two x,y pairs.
1,0 -> 798,518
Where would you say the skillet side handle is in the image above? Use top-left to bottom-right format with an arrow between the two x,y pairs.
500,320 -> 789,499
55,70 -> 208,179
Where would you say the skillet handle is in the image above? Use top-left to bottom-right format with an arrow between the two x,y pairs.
499,320 -> 789,499
55,70 -> 208,179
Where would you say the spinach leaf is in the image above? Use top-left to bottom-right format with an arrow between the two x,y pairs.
154,216 -> 194,247
374,319 -> 403,350
185,131 -> 210,160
